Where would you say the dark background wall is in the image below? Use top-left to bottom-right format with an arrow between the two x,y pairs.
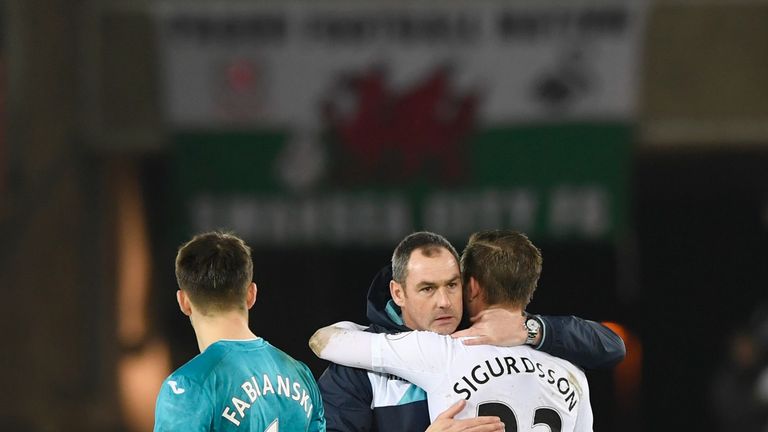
635,151 -> 768,431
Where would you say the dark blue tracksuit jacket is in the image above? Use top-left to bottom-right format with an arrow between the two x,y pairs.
318,265 -> 626,431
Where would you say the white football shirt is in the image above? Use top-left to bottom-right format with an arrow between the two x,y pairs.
319,326 -> 593,432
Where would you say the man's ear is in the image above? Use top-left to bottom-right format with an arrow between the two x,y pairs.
177,290 -> 193,316
246,282 -> 257,310
467,277 -> 482,303
390,280 -> 406,307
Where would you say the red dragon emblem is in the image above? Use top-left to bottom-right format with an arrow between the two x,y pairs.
323,65 -> 479,185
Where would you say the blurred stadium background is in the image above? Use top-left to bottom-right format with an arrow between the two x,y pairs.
2,0 -> 768,430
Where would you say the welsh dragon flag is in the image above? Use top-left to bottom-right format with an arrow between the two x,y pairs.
157,0 -> 646,246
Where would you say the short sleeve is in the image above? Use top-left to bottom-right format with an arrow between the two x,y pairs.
154,375 -> 214,432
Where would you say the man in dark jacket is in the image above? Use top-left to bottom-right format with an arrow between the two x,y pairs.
318,231 -> 625,432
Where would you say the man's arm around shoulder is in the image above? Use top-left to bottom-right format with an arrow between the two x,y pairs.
537,315 -> 626,369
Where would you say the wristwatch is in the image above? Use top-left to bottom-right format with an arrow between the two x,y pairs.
524,315 -> 542,346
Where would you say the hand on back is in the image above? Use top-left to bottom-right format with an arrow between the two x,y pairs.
451,308 -> 527,347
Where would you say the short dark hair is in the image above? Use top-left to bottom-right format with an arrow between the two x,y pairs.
460,230 -> 542,308
175,231 -> 253,313
391,231 -> 459,285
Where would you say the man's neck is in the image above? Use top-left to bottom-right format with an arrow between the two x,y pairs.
493,304 -> 523,315
475,300 -> 523,317
191,312 -> 257,352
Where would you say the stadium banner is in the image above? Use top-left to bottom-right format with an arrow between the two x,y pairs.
156,0 -> 646,245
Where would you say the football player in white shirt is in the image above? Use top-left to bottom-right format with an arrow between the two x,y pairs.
310,230 -> 593,431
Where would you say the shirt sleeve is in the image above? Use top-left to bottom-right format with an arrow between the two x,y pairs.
153,375 -> 214,432
536,315 -> 626,369
318,324 -> 452,391
317,323 -> 379,370
370,331 -> 452,383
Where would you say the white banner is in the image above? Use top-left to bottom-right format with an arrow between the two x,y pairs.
156,0 -> 647,129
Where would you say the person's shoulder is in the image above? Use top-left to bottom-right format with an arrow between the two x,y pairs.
163,348 -> 223,389
189,342 -> 236,370
155,362 -> 216,427
260,339 -> 301,362
156,358 -> 215,405
167,340 -> 252,386
260,340 -> 316,377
